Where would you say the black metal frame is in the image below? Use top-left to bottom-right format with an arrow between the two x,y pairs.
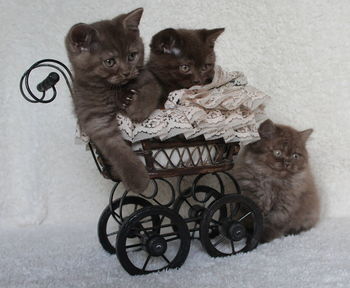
106,172 -> 240,224
20,59 -> 263,275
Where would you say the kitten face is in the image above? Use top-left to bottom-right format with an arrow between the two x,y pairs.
253,120 -> 313,176
66,8 -> 144,86
148,28 -> 224,89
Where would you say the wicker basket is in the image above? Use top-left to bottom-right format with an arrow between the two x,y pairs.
90,135 -> 240,180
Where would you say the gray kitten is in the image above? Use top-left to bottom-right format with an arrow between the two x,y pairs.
65,8 -> 160,193
233,119 -> 320,243
147,27 -> 224,107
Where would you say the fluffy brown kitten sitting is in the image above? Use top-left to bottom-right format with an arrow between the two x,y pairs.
66,8 -> 160,193
147,27 -> 224,107
233,119 -> 320,243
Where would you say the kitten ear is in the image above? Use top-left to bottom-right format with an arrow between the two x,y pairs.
299,129 -> 313,142
258,119 -> 276,139
150,28 -> 181,55
122,7 -> 143,31
67,23 -> 97,53
201,28 -> 225,48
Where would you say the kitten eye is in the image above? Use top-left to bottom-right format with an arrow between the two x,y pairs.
103,58 -> 116,67
179,64 -> 190,73
273,150 -> 282,157
292,153 -> 300,159
128,52 -> 138,62
201,64 -> 212,72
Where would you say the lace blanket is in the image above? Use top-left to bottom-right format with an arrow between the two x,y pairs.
76,66 -> 270,145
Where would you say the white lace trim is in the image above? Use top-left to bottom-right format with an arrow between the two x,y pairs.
75,66 -> 270,145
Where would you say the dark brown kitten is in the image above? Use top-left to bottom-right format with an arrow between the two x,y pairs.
66,8 -> 160,193
147,28 -> 224,107
233,119 -> 320,243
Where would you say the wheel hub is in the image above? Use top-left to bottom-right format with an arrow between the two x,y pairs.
220,218 -> 246,241
189,205 -> 205,219
145,236 -> 167,257
227,222 -> 246,241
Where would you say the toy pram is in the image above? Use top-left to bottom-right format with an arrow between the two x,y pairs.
20,59 -> 263,275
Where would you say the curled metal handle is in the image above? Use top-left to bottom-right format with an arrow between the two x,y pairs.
19,58 -> 73,104
37,72 -> 60,92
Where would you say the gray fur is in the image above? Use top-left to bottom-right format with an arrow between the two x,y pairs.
65,8 -> 161,193
233,119 -> 320,242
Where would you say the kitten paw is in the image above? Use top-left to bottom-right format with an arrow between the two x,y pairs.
120,160 -> 150,194
109,154 -> 150,194
118,89 -> 137,111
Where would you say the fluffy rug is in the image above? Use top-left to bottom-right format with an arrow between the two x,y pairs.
1,217 -> 349,288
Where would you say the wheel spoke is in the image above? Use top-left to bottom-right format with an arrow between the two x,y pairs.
165,236 -> 180,242
239,211 -> 252,222
152,198 -> 162,206
139,215 -> 165,230
155,215 -> 167,232
158,231 -> 180,238
210,219 -> 222,226
106,230 -> 118,237
205,196 -> 215,208
159,215 -> 166,226
138,223 -> 150,237
134,204 -> 138,212
191,223 -> 198,239
184,198 -> 194,208
161,254 -> 171,264
112,211 -> 122,220
229,203 -> 234,217
230,239 -> 236,254
143,222 -> 175,232
213,236 -> 225,247
125,242 -> 143,250
139,217 -> 154,224
142,255 -> 151,272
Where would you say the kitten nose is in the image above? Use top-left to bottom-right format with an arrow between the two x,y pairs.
193,79 -> 201,85
284,161 -> 291,168
122,71 -> 130,77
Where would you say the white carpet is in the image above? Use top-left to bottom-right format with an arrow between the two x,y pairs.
1,217 -> 349,288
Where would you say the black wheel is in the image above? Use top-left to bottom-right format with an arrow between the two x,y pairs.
173,185 -> 226,239
116,206 -> 191,275
98,196 -> 153,254
200,194 -> 263,257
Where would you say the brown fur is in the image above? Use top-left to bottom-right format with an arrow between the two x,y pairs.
233,119 -> 320,243
65,8 -> 160,193
147,28 -> 224,107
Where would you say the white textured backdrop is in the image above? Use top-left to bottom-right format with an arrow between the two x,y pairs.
1,0 -> 349,227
